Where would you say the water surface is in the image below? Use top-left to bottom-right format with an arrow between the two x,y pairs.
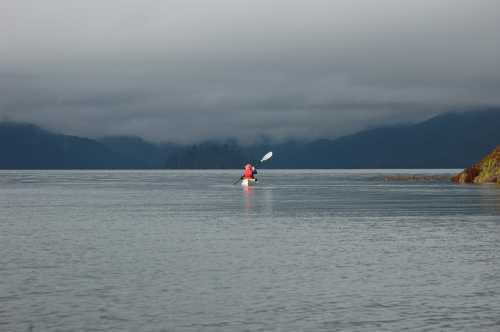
1,170 -> 499,331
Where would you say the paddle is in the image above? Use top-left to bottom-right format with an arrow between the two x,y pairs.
233,151 -> 273,185
259,151 -> 273,163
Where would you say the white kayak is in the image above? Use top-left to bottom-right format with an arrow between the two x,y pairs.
241,178 -> 257,187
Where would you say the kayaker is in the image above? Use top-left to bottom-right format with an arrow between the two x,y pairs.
241,163 -> 257,180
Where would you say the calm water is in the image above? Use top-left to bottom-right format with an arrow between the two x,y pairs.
1,170 -> 499,331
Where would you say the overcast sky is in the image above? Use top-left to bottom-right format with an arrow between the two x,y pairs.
1,0 -> 499,143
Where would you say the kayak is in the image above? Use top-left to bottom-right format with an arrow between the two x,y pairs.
241,178 -> 257,187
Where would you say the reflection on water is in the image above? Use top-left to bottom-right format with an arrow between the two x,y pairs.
242,183 -> 274,217
243,185 -> 254,214
0,170 -> 499,331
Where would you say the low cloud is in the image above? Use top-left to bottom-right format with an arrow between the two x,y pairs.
1,0 -> 499,142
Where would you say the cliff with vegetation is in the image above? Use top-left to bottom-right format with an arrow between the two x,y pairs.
452,145 -> 500,184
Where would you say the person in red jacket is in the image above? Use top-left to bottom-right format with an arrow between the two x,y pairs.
241,163 -> 257,180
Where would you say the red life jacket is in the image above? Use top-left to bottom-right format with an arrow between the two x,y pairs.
243,164 -> 255,179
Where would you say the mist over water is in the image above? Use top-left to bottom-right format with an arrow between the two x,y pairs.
1,170 -> 499,331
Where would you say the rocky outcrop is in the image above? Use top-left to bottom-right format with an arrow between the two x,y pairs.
384,175 -> 449,182
452,145 -> 500,184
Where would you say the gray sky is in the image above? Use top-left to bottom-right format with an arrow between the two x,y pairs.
1,0 -> 499,142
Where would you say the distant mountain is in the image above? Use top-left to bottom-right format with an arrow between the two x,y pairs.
0,123 -> 140,169
164,108 -> 500,169
295,108 -> 500,168
99,136 -> 166,168
164,140 -> 249,169
1,108 -> 499,169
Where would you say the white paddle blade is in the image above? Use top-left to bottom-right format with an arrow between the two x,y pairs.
260,151 -> 273,162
